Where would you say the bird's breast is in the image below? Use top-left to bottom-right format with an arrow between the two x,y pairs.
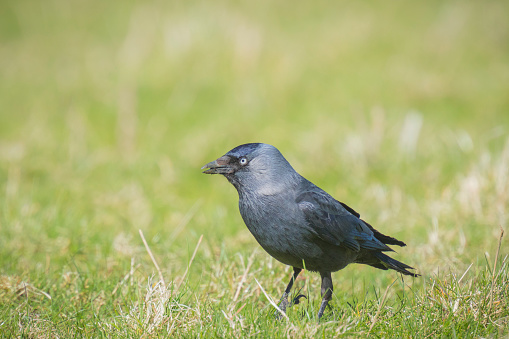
238,194 -> 297,235
238,193 -> 323,267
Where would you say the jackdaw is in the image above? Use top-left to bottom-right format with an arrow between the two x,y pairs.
202,143 -> 418,319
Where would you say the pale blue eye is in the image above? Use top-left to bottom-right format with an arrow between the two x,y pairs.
240,157 -> 248,165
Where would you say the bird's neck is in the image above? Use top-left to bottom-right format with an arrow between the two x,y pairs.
241,173 -> 301,198
254,181 -> 288,196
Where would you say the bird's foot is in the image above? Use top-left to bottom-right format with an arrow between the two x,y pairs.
274,289 -> 308,320
292,294 -> 307,305
317,299 -> 331,321
291,287 -> 307,306
274,293 -> 290,320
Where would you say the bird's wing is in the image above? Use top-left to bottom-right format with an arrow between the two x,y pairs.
297,189 -> 392,252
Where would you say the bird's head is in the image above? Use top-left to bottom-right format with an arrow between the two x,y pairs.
202,143 -> 298,193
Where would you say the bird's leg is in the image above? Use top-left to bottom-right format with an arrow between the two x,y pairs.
275,267 -> 302,318
317,271 -> 333,320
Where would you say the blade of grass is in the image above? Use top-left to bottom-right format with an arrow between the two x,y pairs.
254,278 -> 289,321
176,234 -> 203,291
233,249 -> 256,303
139,229 -> 165,285
488,226 -> 504,309
369,278 -> 397,333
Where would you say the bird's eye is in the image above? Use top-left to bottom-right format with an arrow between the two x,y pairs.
239,157 -> 248,165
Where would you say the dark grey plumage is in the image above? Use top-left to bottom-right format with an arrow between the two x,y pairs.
203,143 -> 418,319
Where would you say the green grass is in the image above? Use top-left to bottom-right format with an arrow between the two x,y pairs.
1,0 -> 508,337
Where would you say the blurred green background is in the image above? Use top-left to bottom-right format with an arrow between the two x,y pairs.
1,0 -> 508,273
0,0 -> 508,335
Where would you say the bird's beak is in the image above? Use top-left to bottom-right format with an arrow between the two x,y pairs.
201,155 -> 234,174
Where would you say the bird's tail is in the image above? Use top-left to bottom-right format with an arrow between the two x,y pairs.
368,252 -> 420,277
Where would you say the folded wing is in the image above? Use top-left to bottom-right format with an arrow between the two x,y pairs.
297,189 -> 393,252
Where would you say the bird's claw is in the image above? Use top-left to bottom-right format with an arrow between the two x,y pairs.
292,294 -> 307,305
274,291 -> 308,320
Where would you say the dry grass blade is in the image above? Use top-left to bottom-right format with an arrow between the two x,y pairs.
458,263 -> 473,284
139,229 -> 165,285
233,249 -> 256,303
170,199 -> 203,242
16,281 -> 52,301
177,234 -> 203,291
368,278 -> 397,333
488,226 -> 505,309
254,278 -> 289,321
112,259 -> 141,295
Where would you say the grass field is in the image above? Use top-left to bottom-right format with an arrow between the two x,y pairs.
1,0 -> 508,337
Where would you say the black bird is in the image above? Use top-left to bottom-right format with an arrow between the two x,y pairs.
202,143 -> 418,319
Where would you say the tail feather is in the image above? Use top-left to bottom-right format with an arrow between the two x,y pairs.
372,252 -> 420,277
362,219 -> 407,247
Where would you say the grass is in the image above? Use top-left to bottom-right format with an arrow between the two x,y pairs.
1,0 -> 508,337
